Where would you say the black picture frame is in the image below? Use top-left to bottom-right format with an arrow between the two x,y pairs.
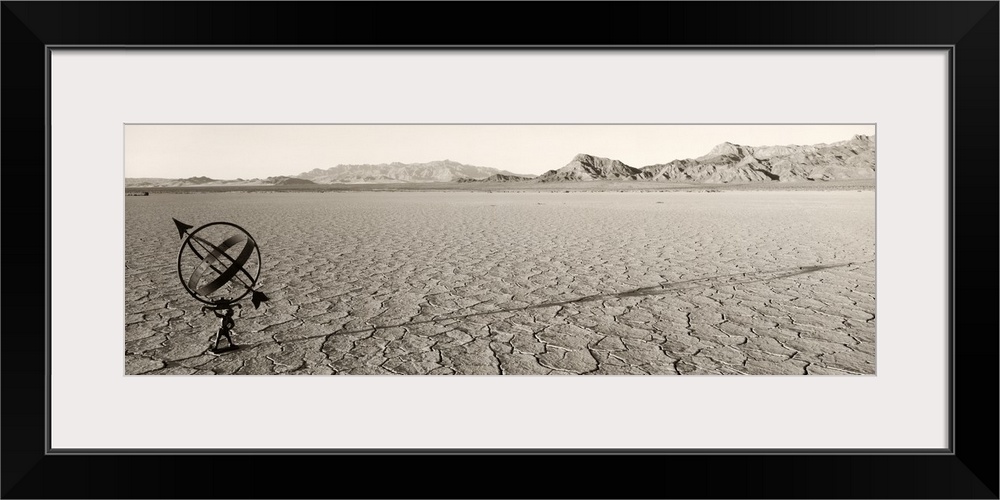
2,2 -> 996,498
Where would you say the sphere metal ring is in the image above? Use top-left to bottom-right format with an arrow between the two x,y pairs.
176,221 -> 262,306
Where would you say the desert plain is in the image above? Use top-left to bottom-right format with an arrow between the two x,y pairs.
124,187 -> 875,375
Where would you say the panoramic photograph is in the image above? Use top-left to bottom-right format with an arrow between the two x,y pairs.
124,124 -> 876,375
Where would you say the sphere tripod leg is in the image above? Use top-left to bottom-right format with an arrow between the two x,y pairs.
222,329 -> 237,349
213,328 -> 224,352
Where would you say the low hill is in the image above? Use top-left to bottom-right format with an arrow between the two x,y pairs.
537,154 -> 643,182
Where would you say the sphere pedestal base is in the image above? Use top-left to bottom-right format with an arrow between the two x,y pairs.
211,344 -> 239,355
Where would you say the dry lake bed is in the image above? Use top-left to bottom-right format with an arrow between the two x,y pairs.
125,190 -> 875,375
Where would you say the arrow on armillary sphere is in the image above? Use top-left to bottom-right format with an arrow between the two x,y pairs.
174,218 -> 269,308
173,218 -> 269,352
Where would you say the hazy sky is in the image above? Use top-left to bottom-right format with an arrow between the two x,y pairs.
125,124 -> 875,178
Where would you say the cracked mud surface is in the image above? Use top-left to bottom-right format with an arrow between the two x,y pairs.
125,191 -> 875,375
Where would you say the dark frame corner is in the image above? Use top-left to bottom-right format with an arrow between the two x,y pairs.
2,2 -> 996,498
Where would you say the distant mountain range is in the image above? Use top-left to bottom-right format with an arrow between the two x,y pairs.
125,135 -> 874,187
297,160 -> 527,184
125,175 -> 316,188
457,173 -> 535,183
639,134 -> 875,183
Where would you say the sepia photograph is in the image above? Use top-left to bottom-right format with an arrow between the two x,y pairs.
17,2 -> 982,494
125,124 -> 876,375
